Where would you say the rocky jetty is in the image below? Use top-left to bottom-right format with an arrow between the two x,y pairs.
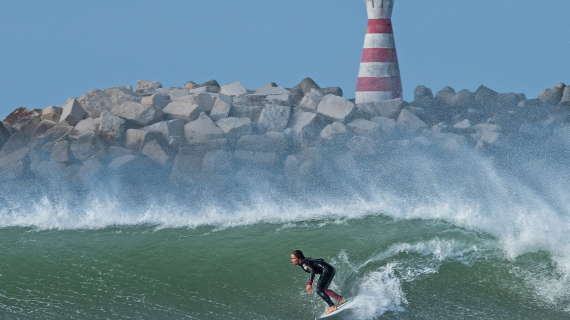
1,78 -> 569,195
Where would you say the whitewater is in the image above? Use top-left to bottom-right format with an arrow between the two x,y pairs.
1,131 -> 570,320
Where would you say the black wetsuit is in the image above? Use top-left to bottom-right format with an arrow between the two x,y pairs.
299,257 -> 343,307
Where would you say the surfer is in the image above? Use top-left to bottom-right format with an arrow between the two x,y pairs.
291,250 -> 347,315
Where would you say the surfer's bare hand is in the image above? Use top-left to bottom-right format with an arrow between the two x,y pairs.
306,285 -> 312,294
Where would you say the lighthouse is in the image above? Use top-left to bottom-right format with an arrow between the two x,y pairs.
355,0 -> 402,104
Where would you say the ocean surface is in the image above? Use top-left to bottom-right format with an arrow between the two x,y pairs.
2,141 -> 570,319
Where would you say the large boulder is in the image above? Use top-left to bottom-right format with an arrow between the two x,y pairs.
561,86 -> 570,104
184,113 -> 225,144
414,85 -> 434,103
141,137 -> 175,168
125,129 -> 157,153
70,131 -> 105,161
70,117 -> 101,139
136,80 -> 163,90
320,87 -> 343,97
111,101 -> 163,126
162,93 -> 214,122
59,98 -> 86,126
98,111 -> 127,144
41,106 -> 62,122
299,88 -> 324,111
108,154 -> 155,174
215,117 -> 252,144
253,86 -> 289,95
320,122 -> 353,145
0,131 -> 28,157
78,86 -> 141,117
230,95 -> 267,122
234,149 -> 279,166
347,136 -> 377,156
168,88 -> 190,100
51,141 -> 72,163
169,153 -> 203,184
537,86 -> 564,105
143,119 -> 184,141
435,86 -> 457,106
317,95 -> 356,123
0,146 -> 29,181
0,122 -> 11,150
347,119 -> 381,138
289,77 -> 320,105
474,85 -> 499,109
374,98 -> 407,118
396,108 -> 428,132
236,132 -> 288,154
472,123 -> 501,148
257,104 -> 291,133
209,93 -> 232,121
370,116 -> 396,135
141,94 -> 170,109
220,82 -> 247,96
3,107 -> 38,127
290,111 -> 327,148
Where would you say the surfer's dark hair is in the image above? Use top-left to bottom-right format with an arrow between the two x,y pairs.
291,250 -> 305,260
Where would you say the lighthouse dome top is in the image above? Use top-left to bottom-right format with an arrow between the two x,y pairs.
366,0 -> 394,19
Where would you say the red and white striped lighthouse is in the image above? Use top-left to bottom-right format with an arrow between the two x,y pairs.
355,0 -> 402,104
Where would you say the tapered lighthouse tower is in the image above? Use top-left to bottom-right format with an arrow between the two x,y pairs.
355,0 -> 402,104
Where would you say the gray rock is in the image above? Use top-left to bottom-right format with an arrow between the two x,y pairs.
141,137 -> 175,168
320,87 -> 343,97
33,120 -> 57,137
290,111 -> 327,148
561,86 -> 570,103
435,86 -> 457,106
374,98 -> 407,118
184,113 -> 225,144
78,86 -> 141,117
454,89 -> 474,107
396,108 -> 428,132
317,95 -> 356,123
136,80 -> 163,90
354,103 -> 379,120
189,86 -> 220,94
59,98 -> 86,126
41,106 -> 62,122
169,88 -> 190,100
13,114 -> 42,140
70,131 -> 105,161
370,116 -> 396,135
163,93 -> 213,122
125,129 -> 153,153
257,104 -> 291,133
111,101 -> 163,126
220,82 -> 247,96
414,85 -> 434,102
347,136 -> 377,156
299,88 -> 324,111
0,131 -> 28,157
474,85 -> 498,108
554,82 -> 566,89
453,119 -> 471,129
0,146 -> 29,181
51,141 -> 72,163
108,154 -> 154,172
36,125 -> 73,143
108,146 -> 133,158
496,92 -> 523,108
234,150 -> 278,165
0,122 -> 11,149
141,94 -> 170,109
347,118 -> 381,138
210,93 -> 232,121
98,111 -> 126,144
143,119 -> 184,141
320,122 -> 353,144
472,123 -> 501,148
201,150 -> 234,174
294,77 -> 320,95
70,117 -> 101,139
77,157 -> 104,181
236,132 -> 287,153
216,117 -> 252,144
537,87 -> 564,105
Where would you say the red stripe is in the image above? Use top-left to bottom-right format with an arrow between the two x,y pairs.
361,48 -> 399,63
366,19 -> 393,34
356,77 -> 402,97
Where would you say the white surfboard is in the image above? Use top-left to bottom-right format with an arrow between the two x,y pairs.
315,299 -> 354,319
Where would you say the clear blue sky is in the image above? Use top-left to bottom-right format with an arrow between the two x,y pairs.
1,0 -> 569,118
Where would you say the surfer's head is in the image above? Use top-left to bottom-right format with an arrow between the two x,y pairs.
291,250 -> 305,265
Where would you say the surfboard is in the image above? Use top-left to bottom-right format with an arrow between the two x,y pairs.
315,299 -> 353,319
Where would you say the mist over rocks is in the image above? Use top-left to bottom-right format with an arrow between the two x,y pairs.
1,78 -> 570,201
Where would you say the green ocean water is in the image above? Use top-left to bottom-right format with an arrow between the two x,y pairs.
2,214 -> 570,320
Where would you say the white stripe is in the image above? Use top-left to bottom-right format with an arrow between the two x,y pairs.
363,34 -> 395,49
358,62 -> 400,78
366,0 -> 394,19
355,91 -> 393,104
